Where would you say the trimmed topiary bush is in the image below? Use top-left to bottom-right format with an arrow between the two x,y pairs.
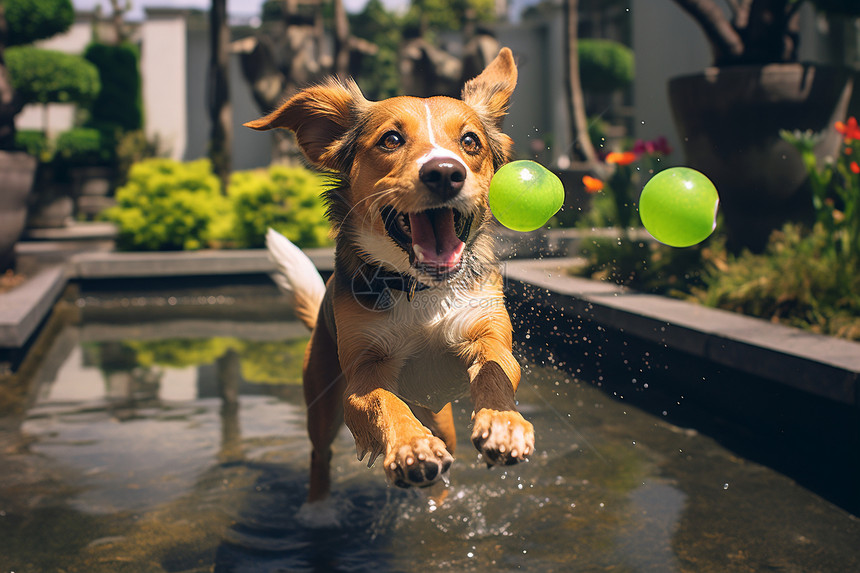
54,127 -> 114,165
102,158 -> 229,251
228,166 -> 330,248
4,0 -> 74,47
5,46 -> 100,105
84,42 -> 143,132
14,129 -> 50,160
579,39 -> 634,93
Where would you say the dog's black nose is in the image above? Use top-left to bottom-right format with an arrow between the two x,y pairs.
419,157 -> 466,200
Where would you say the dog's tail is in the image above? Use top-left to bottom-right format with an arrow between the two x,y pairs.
266,228 -> 326,331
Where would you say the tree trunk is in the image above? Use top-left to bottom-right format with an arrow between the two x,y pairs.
0,4 -> 22,150
333,0 -> 350,78
208,0 -> 232,193
564,0 -> 602,174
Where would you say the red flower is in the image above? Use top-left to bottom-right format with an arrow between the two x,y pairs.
632,136 -> 673,156
836,116 -> 860,142
605,151 -> 638,166
851,161 -> 860,174
582,175 -> 604,193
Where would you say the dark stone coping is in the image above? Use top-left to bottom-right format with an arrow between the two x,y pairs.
505,258 -> 860,407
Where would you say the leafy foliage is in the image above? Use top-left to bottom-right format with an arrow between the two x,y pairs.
228,166 -> 330,249
103,160 -> 331,251
782,121 -> 860,267
239,339 -> 306,384
84,42 -> 143,132
122,337 -> 307,385
691,224 -> 860,340
102,158 -> 229,251
403,0 -> 496,34
14,129 -> 49,160
579,39 -> 635,93
350,0 -> 402,99
54,127 -> 114,165
4,0 -> 74,47
5,46 -> 100,105
572,234 -> 709,296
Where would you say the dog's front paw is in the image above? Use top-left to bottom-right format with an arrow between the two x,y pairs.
384,434 -> 454,489
471,408 -> 534,466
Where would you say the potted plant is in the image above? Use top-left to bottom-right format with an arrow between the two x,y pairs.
667,0 -> 860,252
0,0 -> 75,269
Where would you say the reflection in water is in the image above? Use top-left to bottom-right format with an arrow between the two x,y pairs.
1,315 -> 859,572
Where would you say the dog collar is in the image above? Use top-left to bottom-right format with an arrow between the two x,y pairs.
352,264 -> 430,306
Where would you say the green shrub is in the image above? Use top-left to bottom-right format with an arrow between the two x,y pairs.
115,336 -> 307,385
579,39 -> 635,93
14,129 -> 50,160
54,127 -> 114,165
228,166 -> 330,248
115,130 -> 162,184
4,0 -> 74,47
102,158 -> 229,251
84,42 -> 143,132
691,224 -> 860,340
239,339 -> 306,384
5,46 -> 100,105
130,338 -> 238,369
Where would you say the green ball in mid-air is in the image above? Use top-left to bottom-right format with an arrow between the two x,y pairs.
489,160 -> 565,232
639,167 -> 719,247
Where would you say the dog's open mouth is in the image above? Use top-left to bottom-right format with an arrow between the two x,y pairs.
381,206 -> 473,278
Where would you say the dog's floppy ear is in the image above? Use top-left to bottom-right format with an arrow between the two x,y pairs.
461,47 -> 517,167
244,79 -> 366,171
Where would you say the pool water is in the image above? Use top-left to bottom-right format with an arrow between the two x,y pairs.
1,287 -> 859,572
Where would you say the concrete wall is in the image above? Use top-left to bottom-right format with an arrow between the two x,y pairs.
631,0 -> 711,163
183,18 -> 270,170
142,9 -> 189,161
497,12 -> 570,167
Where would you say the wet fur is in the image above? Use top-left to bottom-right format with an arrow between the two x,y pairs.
247,48 -> 535,503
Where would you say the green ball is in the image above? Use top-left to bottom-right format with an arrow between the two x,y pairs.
489,160 -> 565,232
639,167 -> 719,247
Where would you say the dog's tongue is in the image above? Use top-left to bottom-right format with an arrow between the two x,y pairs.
410,209 -> 465,268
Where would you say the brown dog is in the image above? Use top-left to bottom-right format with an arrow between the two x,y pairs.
246,48 -> 534,506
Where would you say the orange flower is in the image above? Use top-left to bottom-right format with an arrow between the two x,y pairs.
851,161 -> 860,174
582,175 -> 604,193
605,151 -> 638,166
836,116 -> 860,142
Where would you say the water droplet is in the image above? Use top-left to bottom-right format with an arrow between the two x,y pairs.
723,483 -> 729,490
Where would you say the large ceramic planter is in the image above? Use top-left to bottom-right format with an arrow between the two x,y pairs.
669,64 -> 853,252
0,151 -> 37,271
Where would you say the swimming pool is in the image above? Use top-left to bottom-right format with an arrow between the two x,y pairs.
1,280 -> 858,572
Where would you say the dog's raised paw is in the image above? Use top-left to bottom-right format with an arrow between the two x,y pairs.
471,408 -> 534,466
384,435 -> 454,489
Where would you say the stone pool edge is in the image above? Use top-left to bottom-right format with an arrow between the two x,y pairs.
504,258 -> 860,407
1,248 -> 858,407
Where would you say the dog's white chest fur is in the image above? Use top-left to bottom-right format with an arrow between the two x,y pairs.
382,285 -> 488,412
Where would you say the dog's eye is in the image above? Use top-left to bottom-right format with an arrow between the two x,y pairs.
378,131 -> 404,150
461,132 -> 481,154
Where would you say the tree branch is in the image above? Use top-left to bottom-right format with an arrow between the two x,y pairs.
671,0 -> 746,65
